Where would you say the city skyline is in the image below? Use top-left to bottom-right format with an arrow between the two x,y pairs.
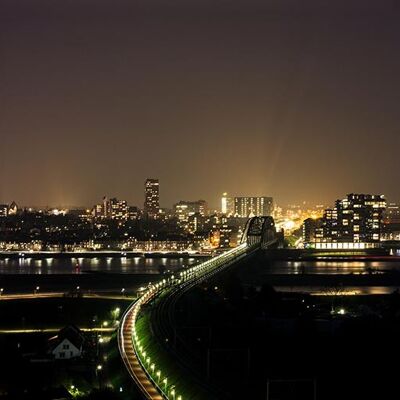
0,186 -> 397,211
1,0 -> 400,207
2,2 -> 400,399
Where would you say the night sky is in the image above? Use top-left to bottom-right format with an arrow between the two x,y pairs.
1,0 -> 399,208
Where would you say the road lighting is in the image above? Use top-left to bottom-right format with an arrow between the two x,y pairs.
0,288 -> 3,296
163,377 -> 168,391
96,364 -> 103,389
170,386 -> 176,400
34,286 -> 40,295
156,370 -> 161,382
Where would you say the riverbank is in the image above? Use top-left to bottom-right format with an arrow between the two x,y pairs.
0,251 -> 210,259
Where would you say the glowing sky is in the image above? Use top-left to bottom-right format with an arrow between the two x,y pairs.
1,0 -> 399,208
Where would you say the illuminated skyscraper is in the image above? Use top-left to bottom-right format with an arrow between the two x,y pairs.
144,179 -> 160,217
109,198 -> 128,221
221,193 -> 234,215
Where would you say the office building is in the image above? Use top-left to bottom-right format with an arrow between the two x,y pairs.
234,197 -> 273,218
144,179 -> 160,217
221,193 -> 234,215
109,198 -> 128,221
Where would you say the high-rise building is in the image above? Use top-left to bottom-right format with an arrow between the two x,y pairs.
109,198 -> 128,221
221,193 -> 234,215
234,197 -> 273,218
174,200 -> 208,231
144,179 -> 160,217
174,200 -> 207,220
305,193 -> 386,249
92,196 -> 129,220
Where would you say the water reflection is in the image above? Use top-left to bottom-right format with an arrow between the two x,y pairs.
0,256 -> 200,275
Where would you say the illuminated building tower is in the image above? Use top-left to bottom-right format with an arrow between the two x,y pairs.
109,198 -> 129,221
221,193 -> 234,216
233,197 -> 273,217
144,179 -> 160,217
103,196 -> 110,218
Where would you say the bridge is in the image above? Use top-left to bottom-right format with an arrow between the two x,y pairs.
118,217 -> 279,400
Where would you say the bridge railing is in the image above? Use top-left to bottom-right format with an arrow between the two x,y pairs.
119,242 -> 256,400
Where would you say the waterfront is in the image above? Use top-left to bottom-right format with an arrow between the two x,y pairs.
0,256 -> 200,275
2,255 -> 400,275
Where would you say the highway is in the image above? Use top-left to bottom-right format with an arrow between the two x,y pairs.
118,243 -> 258,400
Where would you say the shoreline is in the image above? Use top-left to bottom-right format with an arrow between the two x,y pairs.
0,251 -> 211,260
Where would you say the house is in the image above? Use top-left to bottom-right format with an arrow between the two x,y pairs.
49,325 -> 85,360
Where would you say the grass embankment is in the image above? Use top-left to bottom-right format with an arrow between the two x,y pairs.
135,290 -> 213,400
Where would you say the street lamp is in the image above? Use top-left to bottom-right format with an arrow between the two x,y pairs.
163,377 -> 168,391
0,288 -> 3,296
34,286 -> 40,295
96,364 -> 102,390
156,370 -> 161,382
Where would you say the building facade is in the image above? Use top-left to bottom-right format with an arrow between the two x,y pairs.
144,179 -> 160,217
233,197 -> 273,218
304,194 -> 386,249
221,193 -> 235,216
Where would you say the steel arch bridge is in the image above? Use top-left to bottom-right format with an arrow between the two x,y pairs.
241,216 -> 278,248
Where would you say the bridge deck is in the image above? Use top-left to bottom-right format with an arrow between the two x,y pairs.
120,307 -> 163,400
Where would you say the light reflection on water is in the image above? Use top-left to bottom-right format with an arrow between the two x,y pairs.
270,260 -> 400,275
0,256 -> 200,274
275,286 -> 399,295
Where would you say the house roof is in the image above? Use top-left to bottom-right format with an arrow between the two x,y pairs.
50,325 -> 85,350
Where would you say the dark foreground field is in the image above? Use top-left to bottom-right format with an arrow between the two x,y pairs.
0,297 -> 142,400
172,267 -> 400,400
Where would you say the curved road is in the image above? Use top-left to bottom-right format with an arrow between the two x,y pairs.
118,243 -> 262,399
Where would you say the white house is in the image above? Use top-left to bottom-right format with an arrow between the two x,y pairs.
50,325 -> 84,360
